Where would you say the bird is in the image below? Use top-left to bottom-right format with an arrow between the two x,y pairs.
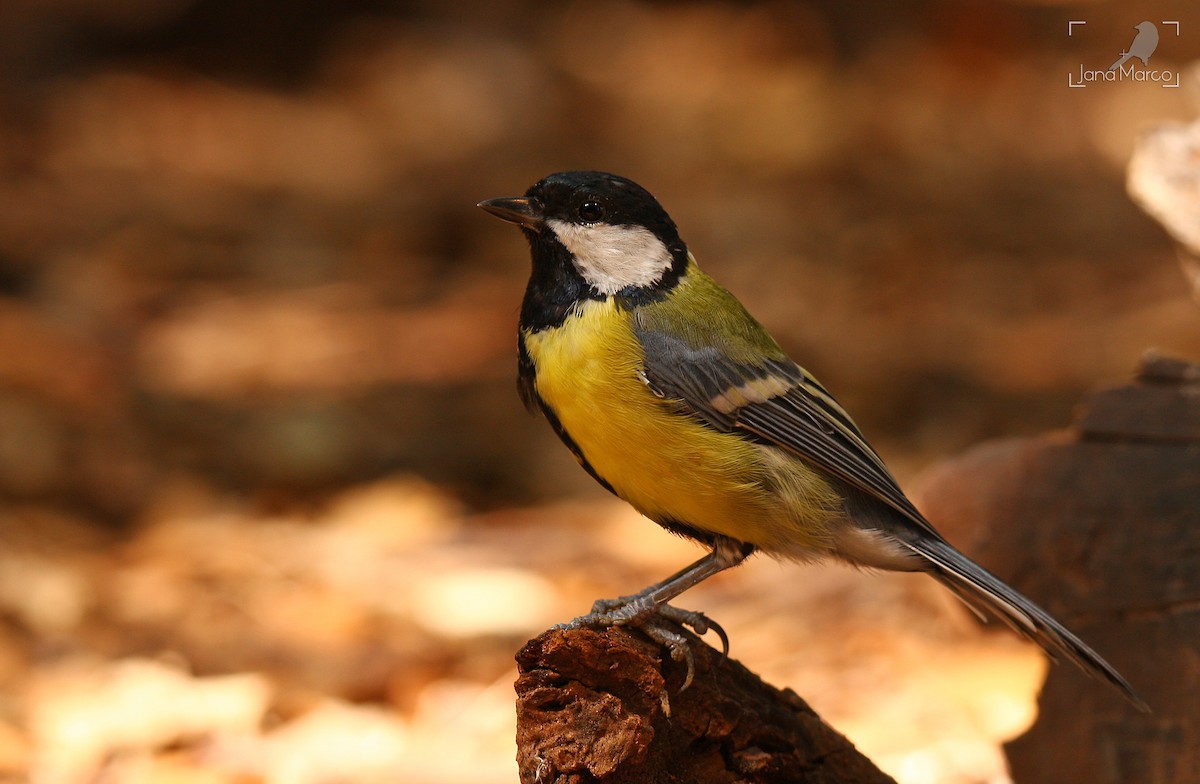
1110,21 -> 1159,70
479,170 -> 1146,709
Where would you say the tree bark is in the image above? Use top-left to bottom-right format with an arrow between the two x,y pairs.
514,626 -> 895,784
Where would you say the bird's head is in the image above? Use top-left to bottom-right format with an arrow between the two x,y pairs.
480,171 -> 690,298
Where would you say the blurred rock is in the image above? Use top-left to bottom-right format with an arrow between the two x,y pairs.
1128,118 -> 1200,301
917,352 -> 1200,784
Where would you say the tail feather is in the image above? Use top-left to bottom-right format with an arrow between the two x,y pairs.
907,536 -> 1149,712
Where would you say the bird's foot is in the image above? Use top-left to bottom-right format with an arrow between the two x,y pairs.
555,596 -> 729,690
573,593 -> 729,655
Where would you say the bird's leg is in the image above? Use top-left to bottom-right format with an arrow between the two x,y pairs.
573,537 -> 752,626
556,537 -> 753,688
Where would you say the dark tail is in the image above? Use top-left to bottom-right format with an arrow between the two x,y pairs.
908,536 -> 1149,712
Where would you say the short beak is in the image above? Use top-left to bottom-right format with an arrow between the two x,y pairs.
478,196 -> 544,230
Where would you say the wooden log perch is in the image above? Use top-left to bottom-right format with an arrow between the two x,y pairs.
515,626 -> 895,784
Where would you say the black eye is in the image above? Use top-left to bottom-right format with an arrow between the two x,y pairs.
577,201 -> 606,223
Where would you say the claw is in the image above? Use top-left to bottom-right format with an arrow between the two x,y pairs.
639,617 -> 697,690
556,597 -> 729,691
653,605 -> 730,658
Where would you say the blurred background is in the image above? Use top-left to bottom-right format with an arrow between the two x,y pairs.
0,0 -> 1197,782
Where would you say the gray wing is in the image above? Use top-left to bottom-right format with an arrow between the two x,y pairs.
636,325 -> 936,533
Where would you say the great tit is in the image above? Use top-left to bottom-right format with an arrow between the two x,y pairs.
479,170 -> 1144,708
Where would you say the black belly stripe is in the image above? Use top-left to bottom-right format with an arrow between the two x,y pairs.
652,516 -> 718,546
539,399 -> 720,547
537,401 -> 619,497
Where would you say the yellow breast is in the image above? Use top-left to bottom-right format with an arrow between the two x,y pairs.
522,298 -> 836,551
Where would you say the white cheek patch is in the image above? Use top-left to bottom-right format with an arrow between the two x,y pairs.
546,219 -> 674,295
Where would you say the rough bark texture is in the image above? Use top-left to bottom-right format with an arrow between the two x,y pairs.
514,626 -> 895,784
917,351 -> 1200,784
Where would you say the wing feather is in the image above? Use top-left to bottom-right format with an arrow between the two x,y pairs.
636,322 -> 934,533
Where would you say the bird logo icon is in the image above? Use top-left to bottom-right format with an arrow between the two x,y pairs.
1110,21 -> 1159,70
